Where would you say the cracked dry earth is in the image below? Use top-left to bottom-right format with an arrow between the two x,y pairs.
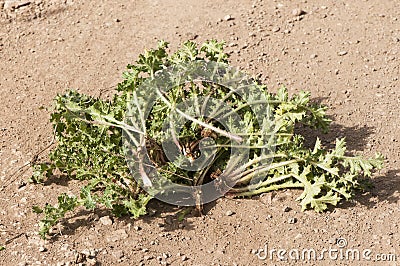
0,0 -> 399,265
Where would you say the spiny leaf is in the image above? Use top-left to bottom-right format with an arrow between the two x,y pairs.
341,153 -> 384,177
310,191 -> 341,212
295,166 -> 324,211
122,194 -> 152,218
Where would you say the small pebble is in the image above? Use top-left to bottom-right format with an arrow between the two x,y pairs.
283,206 -> 291,212
60,244 -> 69,251
224,15 -> 233,21
99,216 -> 113,226
226,210 -> 235,216
81,249 -> 91,256
272,26 -> 280,33
91,249 -> 98,257
107,229 -> 128,242
295,233 -> 302,239
147,209 -> 157,216
338,51 -> 348,56
86,258 -> 97,266
181,255 -> 188,261
4,1 -> 17,9
292,8 -> 305,16
310,54 -> 317,59
288,217 -> 297,224
39,246 -> 47,252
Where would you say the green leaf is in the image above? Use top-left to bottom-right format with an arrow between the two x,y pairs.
32,206 -> 43,214
341,153 -> 384,177
80,185 -> 97,210
295,166 -> 324,211
177,208 -> 192,222
312,138 -> 322,155
310,191 -> 341,212
123,194 -> 152,219
200,40 -> 228,62
37,194 -> 79,239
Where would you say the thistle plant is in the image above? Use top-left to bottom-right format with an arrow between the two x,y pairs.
32,40 -> 383,239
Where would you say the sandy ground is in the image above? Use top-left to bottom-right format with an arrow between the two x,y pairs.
0,0 -> 399,265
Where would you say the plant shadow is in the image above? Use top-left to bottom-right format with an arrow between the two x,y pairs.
298,96 -> 374,151
46,198 -> 215,242
43,173 -> 72,187
296,122 -> 375,152
337,169 -> 400,210
139,199 -> 216,232
46,208 -> 110,243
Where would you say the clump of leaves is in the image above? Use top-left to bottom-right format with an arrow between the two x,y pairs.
32,40 -> 383,239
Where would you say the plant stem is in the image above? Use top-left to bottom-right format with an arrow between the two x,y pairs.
232,183 -> 303,197
231,174 -> 293,193
154,87 -> 243,142
235,159 -> 302,184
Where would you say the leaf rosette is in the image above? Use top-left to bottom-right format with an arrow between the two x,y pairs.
122,60 -> 276,206
30,40 -> 383,238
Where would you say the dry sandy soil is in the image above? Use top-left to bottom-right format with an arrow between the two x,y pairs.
0,0 -> 399,265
